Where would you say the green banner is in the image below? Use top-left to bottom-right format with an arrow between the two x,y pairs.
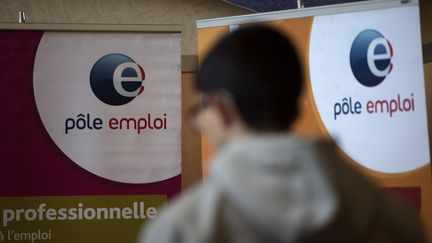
0,195 -> 166,243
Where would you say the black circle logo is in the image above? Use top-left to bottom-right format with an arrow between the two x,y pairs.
90,53 -> 145,106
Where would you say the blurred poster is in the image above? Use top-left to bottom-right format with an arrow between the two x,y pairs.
0,29 -> 181,242
197,0 -> 432,239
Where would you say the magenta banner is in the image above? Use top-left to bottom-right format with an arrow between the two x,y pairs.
0,29 -> 181,243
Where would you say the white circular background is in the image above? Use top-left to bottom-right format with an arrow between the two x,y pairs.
309,6 -> 430,173
34,32 -> 181,183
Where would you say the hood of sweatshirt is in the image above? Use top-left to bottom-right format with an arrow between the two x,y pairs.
209,134 -> 338,242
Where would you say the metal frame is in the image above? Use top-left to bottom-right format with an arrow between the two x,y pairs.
424,43 -> 432,64
197,0 -> 417,28
0,23 -> 181,33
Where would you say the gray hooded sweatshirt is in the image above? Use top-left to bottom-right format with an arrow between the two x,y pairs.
140,135 -> 425,243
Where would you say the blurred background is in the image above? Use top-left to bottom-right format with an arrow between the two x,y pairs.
0,0 -> 430,191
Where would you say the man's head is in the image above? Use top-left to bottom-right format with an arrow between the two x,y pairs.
193,26 -> 303,148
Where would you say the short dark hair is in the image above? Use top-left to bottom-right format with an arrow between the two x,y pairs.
196,26 -> 303,131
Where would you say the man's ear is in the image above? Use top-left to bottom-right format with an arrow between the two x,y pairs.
213,97 -> 234,127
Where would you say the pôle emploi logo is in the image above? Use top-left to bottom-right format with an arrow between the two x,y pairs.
350,29 -> 393,87
65,53 -> 166,134
333,29 -> 415,120
90,53 -> 145,106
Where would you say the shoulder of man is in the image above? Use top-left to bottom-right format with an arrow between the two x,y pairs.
312,140 -> 426,242
374,192 -> 427,243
